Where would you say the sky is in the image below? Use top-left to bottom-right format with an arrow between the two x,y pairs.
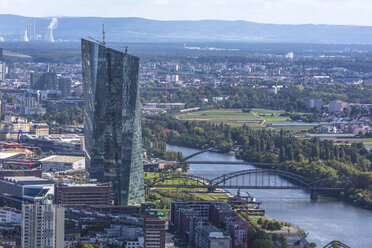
1,0 -> 372,26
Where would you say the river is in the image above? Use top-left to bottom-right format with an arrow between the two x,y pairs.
167,144 -> 372,247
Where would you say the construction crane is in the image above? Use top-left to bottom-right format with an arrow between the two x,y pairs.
0,130 -> 32,143
88,24 -> 106,46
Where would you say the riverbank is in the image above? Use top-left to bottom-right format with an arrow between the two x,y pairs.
167,140 -> 372,210
146,170 -> 309,248
166,144 -> 372,247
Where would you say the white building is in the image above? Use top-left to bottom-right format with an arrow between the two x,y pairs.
0,207 -> 21,223
0,62 -> 7,82
39,155 -> 85,172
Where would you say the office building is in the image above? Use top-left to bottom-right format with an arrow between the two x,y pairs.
0,176 -> 55,203
22,202 -> 64,248
58,77 -> 72,97
30,72 -> 57,90
82,39 -> 144,205
143,209 -> 168,248
55,182 -> 112,206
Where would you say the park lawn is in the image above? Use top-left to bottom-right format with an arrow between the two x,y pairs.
156,187 -> 208,191
157,178 -> 207,186
177,108 -> 307,128
178,109 -> 260,122
144,173 -> 160,179
194,194 -> 216,201
209,193 -> 230,200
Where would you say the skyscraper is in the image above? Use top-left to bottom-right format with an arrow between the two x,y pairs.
58,77 -> 72,97
22,202 -> 65,248
81,39 -> 145,206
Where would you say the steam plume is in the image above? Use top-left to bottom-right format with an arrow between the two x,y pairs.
48,18 -> 58,29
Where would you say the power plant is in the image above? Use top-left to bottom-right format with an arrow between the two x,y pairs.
0,17 -> 58,42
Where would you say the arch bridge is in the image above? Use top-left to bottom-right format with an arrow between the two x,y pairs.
145,169 -> 353,200
178,145 -> 280,167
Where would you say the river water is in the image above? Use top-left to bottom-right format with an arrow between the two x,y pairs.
167,144 -> 372,247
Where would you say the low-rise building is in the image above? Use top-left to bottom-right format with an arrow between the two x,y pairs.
24,134 -> 84,152
195,225 -> 231,248
0,116 -> 48,140
0,176 -> 55,203
0,207 -> 21,223
125,237 -> 144,248
31,123 -> 49,136
39,155 -> 85,172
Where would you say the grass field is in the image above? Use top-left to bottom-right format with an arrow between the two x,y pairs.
177,108 -> 309,131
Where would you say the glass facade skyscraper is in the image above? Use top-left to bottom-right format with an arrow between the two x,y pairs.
82,39 -> 144,206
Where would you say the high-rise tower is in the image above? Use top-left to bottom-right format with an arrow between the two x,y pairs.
81,39 -> 144,206
22,202 -> 65,248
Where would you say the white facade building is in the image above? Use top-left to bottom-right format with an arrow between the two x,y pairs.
40,155 -> 85,172
0,207 -> 21,223
22,202 -> 65,248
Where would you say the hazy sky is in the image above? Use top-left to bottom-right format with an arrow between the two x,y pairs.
1,0 -> 372,26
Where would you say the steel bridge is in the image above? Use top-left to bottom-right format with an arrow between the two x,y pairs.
162,160 -> 280,167
177,145 -> 280,167
145,169 -> 353,200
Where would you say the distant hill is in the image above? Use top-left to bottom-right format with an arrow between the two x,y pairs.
0,14 -> 372,44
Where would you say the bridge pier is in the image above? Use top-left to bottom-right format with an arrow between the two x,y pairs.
310,189 -> 318,200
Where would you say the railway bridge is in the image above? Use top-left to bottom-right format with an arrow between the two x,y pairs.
145,168 -> 353,200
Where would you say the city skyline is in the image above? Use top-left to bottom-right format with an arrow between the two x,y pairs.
0,0 -> 372,26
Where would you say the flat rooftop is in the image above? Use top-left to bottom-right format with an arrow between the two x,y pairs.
0,152 -> 20,159
40,155 -> 84,163
2,176 -> 54,185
